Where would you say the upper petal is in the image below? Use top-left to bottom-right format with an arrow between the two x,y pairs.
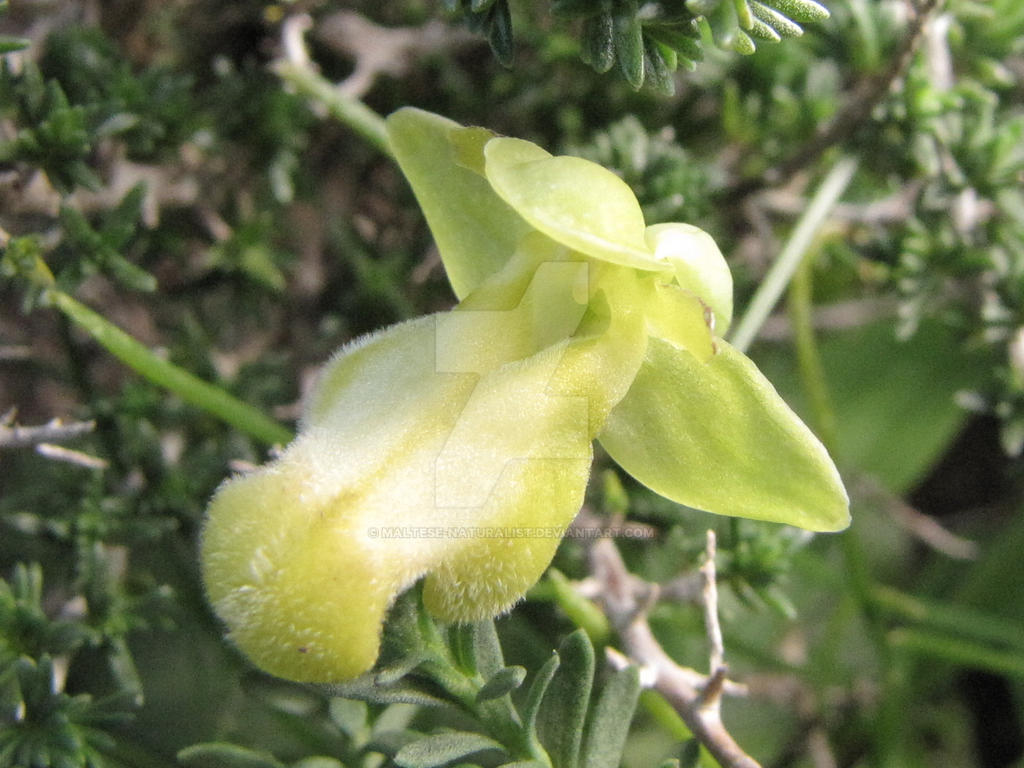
484,137 -> 663,271
598,339 -> 850,532
386,107 -> 533,299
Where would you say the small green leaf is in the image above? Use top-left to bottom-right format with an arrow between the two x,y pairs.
473,620 -> 506,679
750,1 -> 804,37
580,12 -> 616,74
521,653 -> 560,741
0,36 -> 30,53
579,666 -> 641,768
329,677 -> 449,708
612,6 -> 645,89
476,666 -> 527,701
537,629 -> 594,768
487,0 -> 515,67
733,0 -> 753,29
767,0 -> 828,23
328,698 -> 369,740
599,339 -> 850,532
642,37 -> 675,96
747,17 -> 782,42
292,759 -> 346,768
394,732 -> 507,768
177,743 -> 286,768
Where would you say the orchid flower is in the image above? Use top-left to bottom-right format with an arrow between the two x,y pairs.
201,108 -> 849,683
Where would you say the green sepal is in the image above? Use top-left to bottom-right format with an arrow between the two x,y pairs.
599,339 -> 850,531
386,108 -> 532,299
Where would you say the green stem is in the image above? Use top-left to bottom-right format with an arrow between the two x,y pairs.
786,253 -> 838,451
872,586 -> 1024,653
51,290 -> 293,446
783,235 -> 903,764
889,628 -> 1024,679
729,156 -> 859,353
275,60 -> 392,157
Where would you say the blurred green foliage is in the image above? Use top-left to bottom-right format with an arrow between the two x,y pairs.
2,0 -> 1024,766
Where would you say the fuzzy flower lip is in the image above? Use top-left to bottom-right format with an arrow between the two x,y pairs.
200,107 -> 849,684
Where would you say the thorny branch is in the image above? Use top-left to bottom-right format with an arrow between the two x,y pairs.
590,533 -> 762,768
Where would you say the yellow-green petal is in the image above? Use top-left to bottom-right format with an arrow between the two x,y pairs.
643,282 -> 716,362
386,108 -> 533,299
484,137 -> 662,271
598,339 -> 849,532
645,223 -> 733,333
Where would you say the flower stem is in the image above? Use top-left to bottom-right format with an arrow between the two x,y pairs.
51,290 -> 293,446
275,60 -> 392,158
729,156 -> 859,353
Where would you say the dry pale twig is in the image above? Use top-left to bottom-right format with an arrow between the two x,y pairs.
0,415 -> 97,450
34,442 -> 109,469
590,535 -> 760,768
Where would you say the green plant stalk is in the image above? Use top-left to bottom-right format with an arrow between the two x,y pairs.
872,586 -> 1024,652
783,228 -> 903,765
51,290 -> 294,446
889,628 -> 1024,679
275,61 -> 392,157
543,569 -> 612,645
729,156 -> 859,353
786,252 -> 838,450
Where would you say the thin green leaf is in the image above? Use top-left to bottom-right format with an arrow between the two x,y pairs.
177,743 -> 286,768
581,12 -> 616,74
50,290 -> 292,445
889,629 -> 1024,679
521,654 -> 560,742
766,0 -> 828,23
394,732 -> 507,768
537,629 -> 594,768
579,666 -> 641,768
476,666 -> 527,702
473,621 -> 506,679
487,0 -> 514,67
613,5 -> 645,89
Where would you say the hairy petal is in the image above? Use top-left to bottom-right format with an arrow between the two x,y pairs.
202,260 -> 640,681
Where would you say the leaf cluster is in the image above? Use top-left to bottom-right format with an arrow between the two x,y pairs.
442,0 -> 830,92
186,590 -> 642,768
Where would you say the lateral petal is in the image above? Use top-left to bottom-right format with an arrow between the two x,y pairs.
599,339 -> 850,531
